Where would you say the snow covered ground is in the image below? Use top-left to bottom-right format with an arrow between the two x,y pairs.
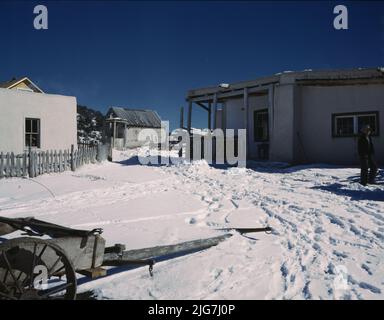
0,150 -> 383,300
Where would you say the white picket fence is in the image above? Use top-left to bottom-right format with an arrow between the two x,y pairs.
0,144 -> 100,179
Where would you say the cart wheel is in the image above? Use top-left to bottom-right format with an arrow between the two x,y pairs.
0,237 -> 77,300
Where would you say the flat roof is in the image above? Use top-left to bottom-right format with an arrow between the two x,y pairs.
187,67 -> 384,99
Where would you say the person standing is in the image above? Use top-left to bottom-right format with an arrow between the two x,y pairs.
358,125 -> 378,185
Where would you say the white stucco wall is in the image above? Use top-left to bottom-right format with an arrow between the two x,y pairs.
224,97 -> 246,130
113,127 -> 163,150
0,88 -> 77,154
269,81 -> 296,163
298,84 -> 384,165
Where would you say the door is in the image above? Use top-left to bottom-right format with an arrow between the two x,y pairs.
252,109 -> 269,160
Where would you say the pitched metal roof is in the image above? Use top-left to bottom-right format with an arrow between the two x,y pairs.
107,107 -> 162,128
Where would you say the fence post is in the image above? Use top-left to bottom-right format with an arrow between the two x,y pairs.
71,144 -> 75,171
22,152 -> 27,177
28,147 -> 33,178
0,152 -> 4,179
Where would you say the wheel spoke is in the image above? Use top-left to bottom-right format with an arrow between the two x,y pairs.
0,290 -> 17,300
0,278 -> 11,294
29,243 -> 37,288
48,256 -> 62,277
38,244 -> 48,259
29,243 -> 38,288
3,269 -> 9,283
0,239 -> 77,300
2,252 -> 22,293
16,270 -> 23,282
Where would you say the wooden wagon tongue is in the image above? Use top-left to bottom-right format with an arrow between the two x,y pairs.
0,216 -> 272,300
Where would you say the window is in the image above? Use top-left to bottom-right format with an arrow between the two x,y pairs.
25,118 -> 40,148
332,111 -> 379,137
254,109 -> 269,142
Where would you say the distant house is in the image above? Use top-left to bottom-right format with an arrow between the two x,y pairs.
105,107 -> 162,149
0,76 -> 77,154
185,68 -> 384,165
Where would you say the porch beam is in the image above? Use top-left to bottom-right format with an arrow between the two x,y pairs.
195,102 -> 210,112
188,83 -> 276,103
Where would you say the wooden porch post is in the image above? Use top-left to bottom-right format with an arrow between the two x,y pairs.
113,120 -> 117,149
213,93 -> 217,129
244,87 -> 249,158
208,102 -> 212,130
187,100 -> 192,133
124,123 -> 127,148
180,106 -> 184,129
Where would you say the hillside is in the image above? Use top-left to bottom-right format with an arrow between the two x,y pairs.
77,105 -> 105,144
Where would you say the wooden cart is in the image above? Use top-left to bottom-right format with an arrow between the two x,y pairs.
0,216 -> 271,300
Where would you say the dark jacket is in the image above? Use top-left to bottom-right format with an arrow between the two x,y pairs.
358,134 -> 375,157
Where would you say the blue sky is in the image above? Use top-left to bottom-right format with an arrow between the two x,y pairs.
1,1 -> 383,128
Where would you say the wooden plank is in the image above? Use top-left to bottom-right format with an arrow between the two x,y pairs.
22,152 -> 27,177
0,152 -> 4,179
196,102 -> 209,111
71,145 -> 75,171
59,150 -> 63,172
10,152 -> 15,177
180,106 -> 184,129
187,100 -> 192,133
103,234 -> 231,263
42,151 -> 47,174
63,150 -> 67,171
36,152 -> 40,176
208,102 -> 212,130
77,267 -> 107,279
213,93 -> 217,129
5,152 -> 11,178
16,155 -> 21,177
54,151 -> 58,173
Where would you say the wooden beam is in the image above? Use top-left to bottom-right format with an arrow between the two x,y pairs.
113,121 -> 116,149
187,100 -> 192,133
189,83 -> 274,103
244,87 -> 249,158
196,102 -> 209,112
208,102 -> 212,130
213,93 -> 217,129
103,234 -> 232,263
77,267 -> 107,279
180,106 -> 184,129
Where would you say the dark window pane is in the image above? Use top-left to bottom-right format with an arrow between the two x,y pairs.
26,119 -> 31,133
254,110 -> 269,141
336,117 -> 354,136
25,118 -> 40,147
26,134 -> 30,147
358,115 -> 376,134
32,119 -> 38,133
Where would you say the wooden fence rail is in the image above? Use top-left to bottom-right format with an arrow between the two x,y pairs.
0,144 -> 100,179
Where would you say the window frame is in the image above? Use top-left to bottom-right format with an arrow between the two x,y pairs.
25,118 -> 41,148
332,111 -> 379,138
253,109 -> 269,142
